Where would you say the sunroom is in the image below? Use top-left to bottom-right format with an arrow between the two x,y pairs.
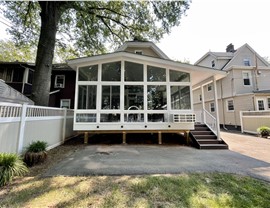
68,50 -> 226,143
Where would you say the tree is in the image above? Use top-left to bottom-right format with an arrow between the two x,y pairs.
2,1 -> 190,106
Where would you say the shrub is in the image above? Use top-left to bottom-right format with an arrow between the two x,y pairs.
257,126 -> 270,138
0,153 -> 28,187
24,141 -> 48,167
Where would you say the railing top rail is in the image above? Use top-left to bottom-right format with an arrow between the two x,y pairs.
0,102 -> 23,107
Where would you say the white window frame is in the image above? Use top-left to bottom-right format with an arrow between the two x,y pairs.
243,58 -> 251,66
207,84 -> 212,92
134,50 -> 143,55
60,99 -> 71,109
257,99 -> 265,111
55,75 -> 65,88
210,102 -> 215,112
242,71 -> 252,86
226,99 -> 234,112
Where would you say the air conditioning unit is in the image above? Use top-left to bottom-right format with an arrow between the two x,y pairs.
56,83 -> 63,88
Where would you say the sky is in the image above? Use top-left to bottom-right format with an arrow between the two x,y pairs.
1,0 -> 270,64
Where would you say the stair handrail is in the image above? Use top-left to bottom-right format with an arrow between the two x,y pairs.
203,108 -> 217,135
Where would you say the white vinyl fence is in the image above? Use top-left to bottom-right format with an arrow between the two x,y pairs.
0,102 -> 75,154
240,111 -> 270,134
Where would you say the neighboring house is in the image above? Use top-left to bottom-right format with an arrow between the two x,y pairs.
194,43 -> 270,130
0,62 -> 75,109
67,40 -> 227,147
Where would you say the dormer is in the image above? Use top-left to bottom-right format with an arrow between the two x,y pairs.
116,41 -> 169,59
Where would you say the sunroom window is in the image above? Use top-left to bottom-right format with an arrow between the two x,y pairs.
101,86 -> 120,109
124,85 -> 144,110
77,85 -> 97,109
125,61 -> 143,81
171,86 -> 191,109
102,61 -> 121,81
169,69 -> 190,82
147,65 -> 166,82
147,85 -> 167,110
79,65 -> 98,81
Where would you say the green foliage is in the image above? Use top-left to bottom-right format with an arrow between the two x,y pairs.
26,141 -> 48,153
0,40 -> 36,62
0,153 -> 28,187
24,141 -> 48,167
257,126 -> 270,137
1,1 -> 190,56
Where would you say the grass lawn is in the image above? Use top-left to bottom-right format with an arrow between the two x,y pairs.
0,173 -> 270,208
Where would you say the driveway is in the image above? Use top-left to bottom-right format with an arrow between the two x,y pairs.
44,132 -> 270,182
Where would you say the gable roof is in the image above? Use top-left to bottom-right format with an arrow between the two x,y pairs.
116,41 -> 169,59
194,52 -> 234,65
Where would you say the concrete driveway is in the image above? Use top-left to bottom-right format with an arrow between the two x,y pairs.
44,132 -> 270,182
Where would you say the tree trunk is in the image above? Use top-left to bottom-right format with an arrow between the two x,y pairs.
31,2 -> 63,106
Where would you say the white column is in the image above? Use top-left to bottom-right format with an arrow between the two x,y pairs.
212,76 -> 221,140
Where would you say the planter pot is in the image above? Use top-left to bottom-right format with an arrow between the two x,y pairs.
24,151 -> 47,167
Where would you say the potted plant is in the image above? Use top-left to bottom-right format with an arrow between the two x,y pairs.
257,126 -> 270,138
24,141 -> 48,167
0,153 -> 28,187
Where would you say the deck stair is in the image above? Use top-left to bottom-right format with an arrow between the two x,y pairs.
189,124 -> 228,149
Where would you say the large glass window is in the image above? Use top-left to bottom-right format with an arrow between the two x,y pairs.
242,71 -> 251,86
76,114 -> 96,122
124,85 -> 144,110
148,114 -> 166,122
102,61 -> 121,81
169,70 -> 190,82
147,85 -> 167,110
101,86 -> 120,109
78,85 -> 97,109
100,114 -> 120,122
147,66 -> 166,82
171,86 -> 191,109
79,65 -> 98,81
125,61 -> 143,81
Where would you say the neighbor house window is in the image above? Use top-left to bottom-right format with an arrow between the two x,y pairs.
227,99 -> 234,111
199,94 -> 202,101
60,99 -> 71,109
257,100 -> 265,111
207,84 -> 212,91
211,60 -> 215,68
243,58 -> 251,66
210,102 -> 215,112
27,69 -> 34,84
242,71 -> 251,86
268,98 -> 270,109
55,75 -> 65,88
134,50 -> 143,55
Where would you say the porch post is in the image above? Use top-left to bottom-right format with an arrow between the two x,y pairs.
212,76 -> 221,140
201,85 -> 205,123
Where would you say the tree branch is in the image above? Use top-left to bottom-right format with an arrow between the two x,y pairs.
99,17 -> 122,41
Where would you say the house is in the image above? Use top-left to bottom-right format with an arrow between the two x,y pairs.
67,40 -> 228,148
0,62 -> 75,109
194,43 -> 270,130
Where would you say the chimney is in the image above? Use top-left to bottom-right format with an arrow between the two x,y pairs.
226,43 -> 235,53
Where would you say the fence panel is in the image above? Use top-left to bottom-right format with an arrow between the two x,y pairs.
240,111 -> 270,134
0,102 -> 75,154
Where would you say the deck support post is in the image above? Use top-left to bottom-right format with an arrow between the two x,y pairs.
84,132 -> 89,144
122,132 -> 126,144
158,131 -> 162,144
184,130 -> 190,144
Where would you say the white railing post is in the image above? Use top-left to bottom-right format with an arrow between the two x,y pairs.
62,108 -> 67,142
201,85 -> 206,123
17,103 -> 27,154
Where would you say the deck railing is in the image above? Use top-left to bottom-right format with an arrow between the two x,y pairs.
203,108 -> 217,135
